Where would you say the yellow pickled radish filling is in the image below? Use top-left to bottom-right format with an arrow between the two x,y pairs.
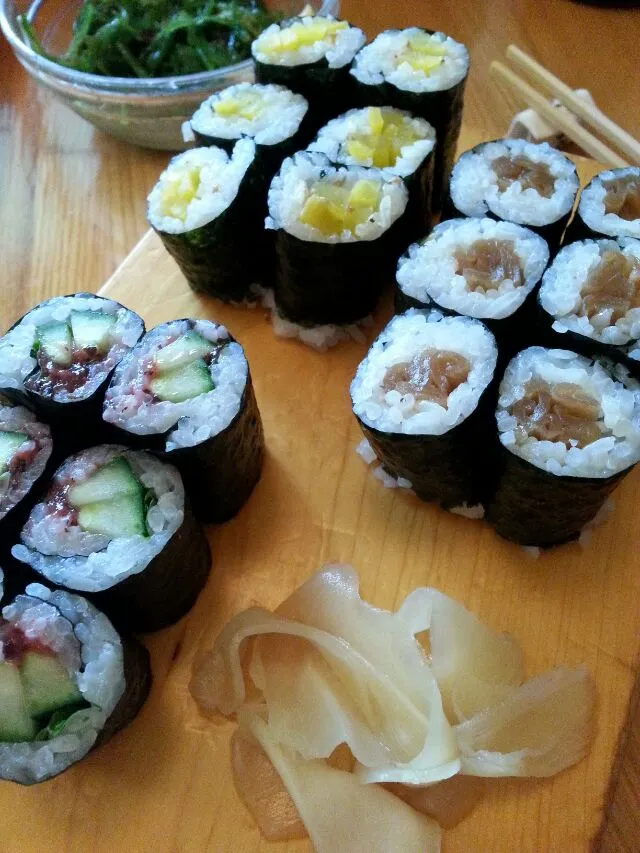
213,91 -> 265,121
261,18 -> 348,55
344,108 -> 423,168
159,166 -> 202,221
398,32 -> 446,74
299,179 -> 382,236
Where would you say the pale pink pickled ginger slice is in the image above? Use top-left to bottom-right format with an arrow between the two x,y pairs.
384,775 -> 486,829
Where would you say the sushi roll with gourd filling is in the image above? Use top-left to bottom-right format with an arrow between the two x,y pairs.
570,167 -> 640,241
487,347 -> 640,546
351,310 -> 498,509
267,151 -> 409,327
0,583 -> 150,785
447,139 -> 579,248
12,446 -> 211,633
252,16 -> 365,128
539,238 -> 640,371
103,320 -> 264,524
148,140 -> 264,303
308,106 -> 436,231
350,29 -> 469,210
0,295 -> 143,438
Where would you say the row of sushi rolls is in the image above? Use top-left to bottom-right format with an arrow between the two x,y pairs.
0,7 -> 638,811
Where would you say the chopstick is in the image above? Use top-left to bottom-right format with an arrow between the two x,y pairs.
490,61 -> 630,169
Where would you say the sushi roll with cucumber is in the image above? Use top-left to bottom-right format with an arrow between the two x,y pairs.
447,139 -> 579,249
267,151 -> 409,328
103,320 -> 264,524
350,28 -> 469,211
0,294 -> 143,443
569,167 -> 640,242
12,446 -> 211,633
396,218 -> 550,357
538,238 -> 640,372
487,347 -> 640,546
148,140 -> 265,303
308,106 -> 436,232
0,583 -> 150,785
351,309 -> 498,510
252,15 -> 365,130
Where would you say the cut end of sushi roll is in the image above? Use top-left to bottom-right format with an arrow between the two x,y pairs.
0,397 -> 52,524
397,218 -> 549,320
189,83 -> 308,147
496,347 -> 640,478
147,140 -> 256,236
351,309 -> 498,436
577,167 -> 640,240
251,15 -> 365,69
350,28 -> 469,94
449,139 -> 579,228
267,151 -> 409,244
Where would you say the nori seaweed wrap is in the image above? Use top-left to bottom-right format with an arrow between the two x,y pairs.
103,319 -> 264,524
567,166 -> 640,242
487,346 -> 640,546
0,583 -> 150,785
11,445 -> 211,633
351,309 -> 498,510
350,28 -> 469,211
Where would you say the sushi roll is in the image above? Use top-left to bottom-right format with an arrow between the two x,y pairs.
569,167 -> 640,241
538,238 -> 640,372
103,320 -> 264,524
396,218 -> 550,357
12,445 -> 211,633
308,106 -> 437,232
350,28 -> 469,210
148,140 -> 265,303
447,139 -> 579,249
267,151 -> 410,327
0,294 -> 144,444
0,583 -> 150,785
350,309 -> 498,509
252,15 -> 365,131
487,347 -> 640,547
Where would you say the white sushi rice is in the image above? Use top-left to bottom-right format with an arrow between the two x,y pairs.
0,401 -> 52,520
540,238 -> 640,345
252,16 -> 365,69
0,584 -> 124,785
578,167 -> 640,239
397,218 -> 549,320
496,347 -> 640,477
266,151 -> 408,243
351,309 -> 497,435
103,320 -> 247,450
308,107 -> 436,178
147,139 -> 256,235
350,28 -> 468,93
13,446 -> 184,593
450,139 -> 579,227
189,83 -> 308,146
0,296 -> 143,401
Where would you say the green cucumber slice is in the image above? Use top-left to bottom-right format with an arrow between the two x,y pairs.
36,322 -> 72,367
0,431 -> 27,473
68,457 -> 143,508
70,310 -> 116,354
153,331 -> 212,373
149,359 -> 214,404
20,652 -> 82,719
77,493 -> 148,538
0,662 -> 36,742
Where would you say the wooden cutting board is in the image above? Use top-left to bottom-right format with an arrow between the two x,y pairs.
2,137 -> 638,853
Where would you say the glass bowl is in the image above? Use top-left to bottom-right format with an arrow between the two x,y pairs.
0,0 -> 340,150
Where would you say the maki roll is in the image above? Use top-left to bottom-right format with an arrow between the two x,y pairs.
12,445 -> 211,633
538,238 -> 640,372
350,309 -> 498,510
487,347 -> 640,547
350,28 -> 469,210
0,583 -> 150,785
569,167 -> 640,241
0,294 -> 144,443
308,106 -> 436,232
267,151 -> 409,328
148,140 -> 264,302
103,320 -> 264,524
395,218 -> 550,357
447,139 -> 579,249
252,15 -> 365,130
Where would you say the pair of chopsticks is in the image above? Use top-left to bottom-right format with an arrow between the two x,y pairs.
491,46 -> 640,169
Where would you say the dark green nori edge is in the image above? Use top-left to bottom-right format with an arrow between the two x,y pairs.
94,634 -> 152,749
403,146 -> 436,235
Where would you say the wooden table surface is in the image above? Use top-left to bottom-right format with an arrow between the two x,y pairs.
1,0 -> 640,850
